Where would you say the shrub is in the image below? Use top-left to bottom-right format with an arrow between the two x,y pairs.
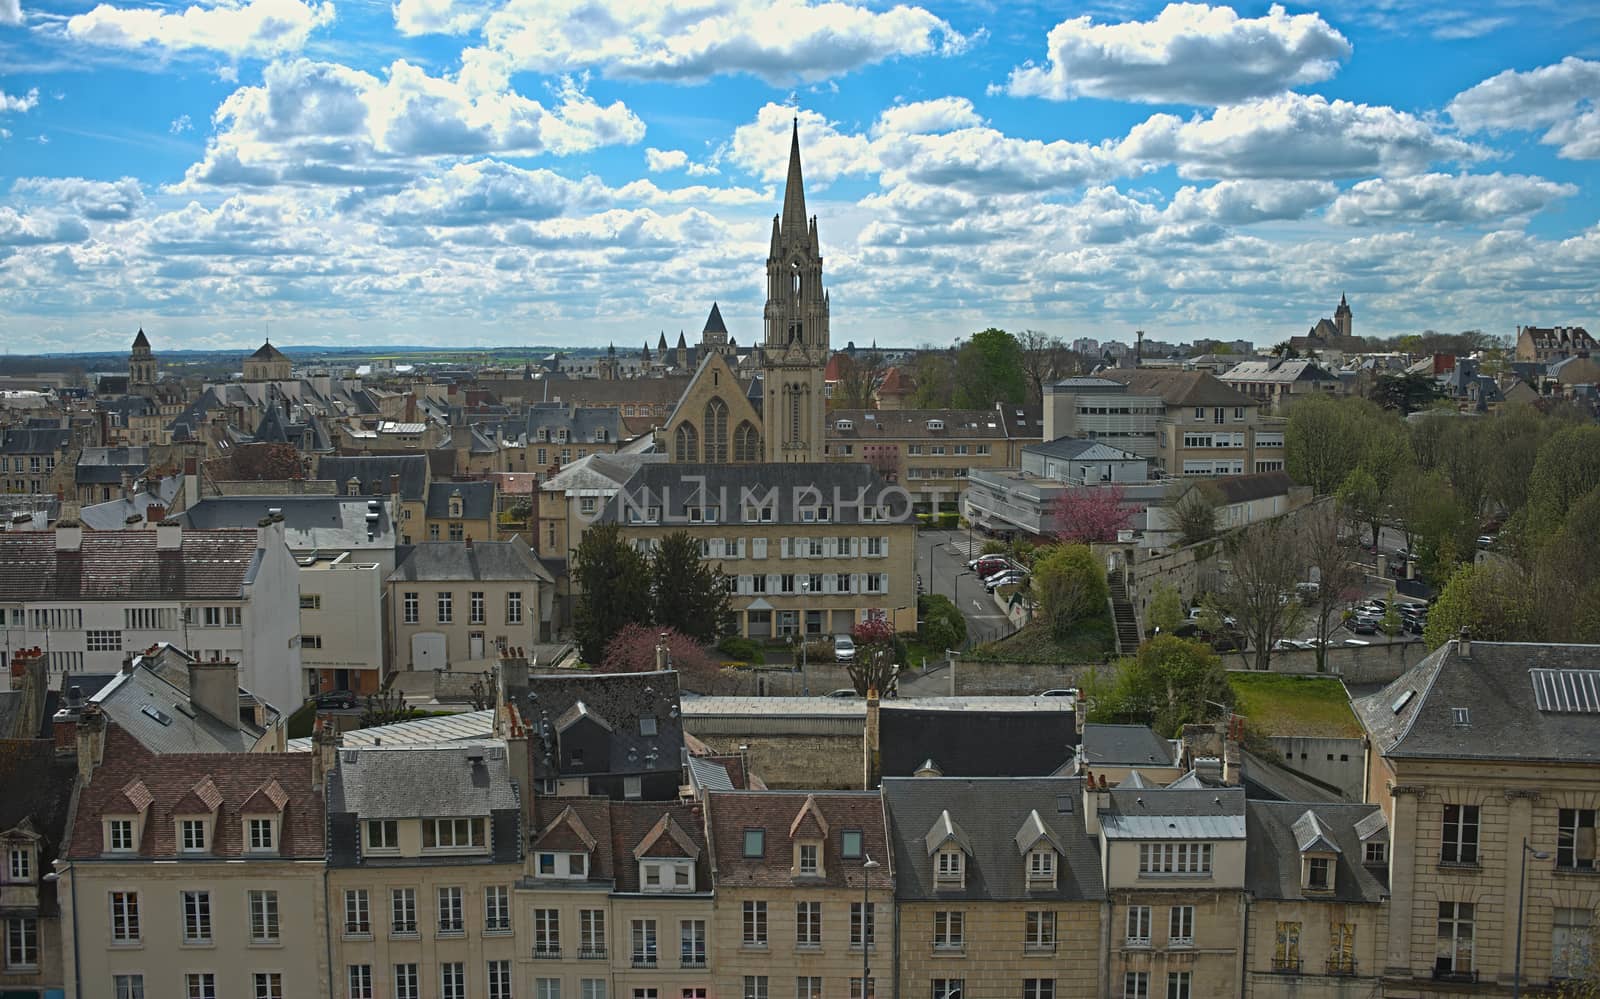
937,511 -> 959,528
981,540 -> 1007,556
716,636 -> 763,663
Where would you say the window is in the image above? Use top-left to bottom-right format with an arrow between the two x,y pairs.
1330,922 -> 1356,975
182,889 -> 212,943
109,819 -> 135,852
1028,850 -> 1054,881
5,917 -> 37,968
744,978 -> 769,999
797,978 -> 822,999
538,980 -> 561,999
253,972 -> 283,999
437,886 -> 464,934
850,979 -> 876,999
391,888 -> 417,935
1024,980 -> 1054,999
111,891 -> 140,942
345,889 -> 370,935
742,900 -> 767,946
423,817 -> 485,850
394,963 -> 419,999
441,962 -> 466,999
580,909 -> 606,957
449,523 -> 465,542
1126,905 -> 1152,946
180,819 -> 207,852
1307,856 -> 1331,890
437,592 -> 453,623
403,592 -> 418,624
639,717 -> 657,736
6,846 -> 30,883
300,594 -> 321,610
1553,907 -> 1594,979
1558,808 -> 1596,870
624,776 -> 642,800
347,966 -> 372,999
1436,902 -> 1474,976
1169,906 -> 1194,946
301,634 -> 323,650
485,885 -> 511,932
933,910 -> 964,950
186,973 -> 216,999
487,961 -> 513,999
87,630 -> 122,651
796,901 -> 821,947
798,843 -> 819,875
1166,972 -> 1190,999
1025,910 -> 1055,949
534,908 -> 561,956
367,819 -> 398,851
470,591 -> 485,624
936,849 -> 963,883
1123,973 -> 1149,999
1441,804 -> 1480,865
631,919 -> 657,967
248,890 -> 279,943
507,592 -> 523,624
1137,842 -> 1212,875
114,973 -> 146,998
583,982 -> 607,999
1273,921 -> 1302,972
930,980 -> 963,999
681,919 -> 707,967
1365,841 -> 1387,865
248,818 -> 276,852
851,902 -> 875,948
204,607 -> 222,627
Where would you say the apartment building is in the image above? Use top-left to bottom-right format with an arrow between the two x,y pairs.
1042,378 -> 1166,461
0,428 -> 74,497
824,408 -> 1038,513
1097,369 -> 1282,476
326,742 -> 524,999
0,521 -> 303,715
0,734 -> 76,998
705,790 -> 895,999
600,463 -> 917,638
316,455 -> 430,545
60,724 -> 328,999
387,540 -> 553,669
882,777 -> 1107,999
1218,358 -> 1341,409
425,481 -> 498,542
1353,638 -> 1600,996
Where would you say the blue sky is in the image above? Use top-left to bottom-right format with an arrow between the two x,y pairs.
1,0 -> 1596,353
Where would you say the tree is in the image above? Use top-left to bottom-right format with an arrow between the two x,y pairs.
1147,583 -> 1184,636
1033,543 -> 1109,640
1336,467 -> 1383,550
846,617 -> 900,696
215,442 -> 303,481
1423,562 -> 1536,649
1300,503 -> 1364,673
1284,395 -> 1364,495
1217,517 -> 1305,670
599,623 -> 723,691
1526,425 -> 1600,539
1380,597 -> 1402,637
1170,483 -> 1219,546
1436,418 -> 1489,526
918,593 -> 967,653
649,531 -> 734,645
1483,403 -> 1555,519
1017,329 -> 1076,408
1053,484 -> 1141,543
1368,371 -> 1441,414
571,522 -> 651,664
952,328 -> 1027,408
360,683 -> 417,728
1089,636 -> 1231,738
908,348 -> 955,408
831,350 -> 883,410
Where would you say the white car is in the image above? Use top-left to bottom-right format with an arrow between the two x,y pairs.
985,570 -> 1029,592
833,635 -> 856,663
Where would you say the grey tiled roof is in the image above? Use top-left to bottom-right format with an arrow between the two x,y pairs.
329,744 -> 519,819
1025,437 -> 1143,462
1245,800 -> 1387,903
517,670 -> 683,783
1099,785 -> 1247,840
179,495 -> 395,551
597,462 -> 902,527
316,454 -> 429,501
90,662 -> 268,754
426,480 -> 496,520
881,704 -> 1080,778
389,540 -> 552,583
882,777 -> 1106,902
1081,724 -> 1178,768
0,427 -> 71,454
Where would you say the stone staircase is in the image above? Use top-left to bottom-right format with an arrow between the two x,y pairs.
1108,569 -> 1142,654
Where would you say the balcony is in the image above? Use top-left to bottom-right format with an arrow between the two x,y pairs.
533,946 -> 562,960
680,955 -> 708,969
1325,958 -> 1358,977
1433,968 -> 1477,984
632,954 -> 658,969
1270,958 -> 1303,974
578,947 -> 607,961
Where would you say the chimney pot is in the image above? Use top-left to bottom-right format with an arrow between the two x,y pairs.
156,519 -> 182,550
1458,628 -> 1472,658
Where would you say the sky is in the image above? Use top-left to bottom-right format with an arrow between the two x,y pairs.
0,0 -> 1597,353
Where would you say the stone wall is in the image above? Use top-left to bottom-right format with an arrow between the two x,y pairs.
685,728 -> 862,790
213,478 -> 336,496
1269,736 -> 1367,800
1243,639 -> 1428,685
897,659 -> 1097,697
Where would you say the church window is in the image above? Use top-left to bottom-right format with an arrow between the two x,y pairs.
790,388 -> 802,446
674,423 -> 699,463
704,398 -> 729,463
735,422 -> 762,462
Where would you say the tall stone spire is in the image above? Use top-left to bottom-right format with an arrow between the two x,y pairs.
761,120 -> 829,463
781,118 -> 807,236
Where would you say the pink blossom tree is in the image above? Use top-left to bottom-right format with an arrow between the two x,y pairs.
600,623 -> 723,692
1052,484 -> 1143,543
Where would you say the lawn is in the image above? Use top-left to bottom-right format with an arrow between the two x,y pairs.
1227,672 -> 1362,738
972,616 -> 1117,664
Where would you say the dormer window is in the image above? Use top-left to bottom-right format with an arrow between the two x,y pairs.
926,419 -> 944,431
366,819 -> 399,853
180,819 -> 208,853
424,817 -> 485,852
1364,841 -> 1387,865
5,844 -> 33,883
107,818 -> 136,853
797,843 -> 820,877
1305,856 -> 1332,892
835,419 -> 853,431
246,818 -> 276,853
936,849 -> 963,884
639,717 -> 657,736
1028,849 -> 1055,883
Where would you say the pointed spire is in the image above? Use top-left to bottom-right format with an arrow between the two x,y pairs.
677,330 -> 688,349
703,302 -> 728,336
781,117 -> 807,235
132,327 -> 150,350
657,331 -> 669,351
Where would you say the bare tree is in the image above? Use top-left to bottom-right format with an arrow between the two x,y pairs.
360,683 -> 416,728
1301,504 -> 1365,672
832,350 -> 884,410
1217,518 -> 1306,670
1169,482 -> 1220,546
1017,329 -> 1077,408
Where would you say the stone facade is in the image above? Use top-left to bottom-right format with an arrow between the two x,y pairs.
761,123 -> 830,464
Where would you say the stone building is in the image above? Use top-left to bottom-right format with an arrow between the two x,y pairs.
242,340 -> 293,383
386,540 -> 553,669
1515,324 -> 1595,363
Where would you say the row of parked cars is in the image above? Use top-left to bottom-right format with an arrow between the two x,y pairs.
968,554 -> 1031,592
1346,598 -> 1430,636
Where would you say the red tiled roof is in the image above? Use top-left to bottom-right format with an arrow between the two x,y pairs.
69,725 -> 324,859
609,800 -> 708,893
707,791 -> 891,890
171,776 -> 223,815
532,804 -> 599,852
530,797 -> 615,880
634,812 -> 700,860
240,778 -> 290,814
0,530 -> 261,601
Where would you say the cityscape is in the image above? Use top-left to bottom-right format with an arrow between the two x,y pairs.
2,1 -> 1600,999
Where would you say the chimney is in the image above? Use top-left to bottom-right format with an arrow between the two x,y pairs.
312,719 -> 339,792
156,518 -> 182,550
9,647 -> 46,738
496,649 -> 530,706
55,520 -> 83,551
388,473 -> 400,498
76,703 -> 106,784
1082,771 -> 1109,835
145,504 -> 166,524
1458,628 -> 1471,659
1075,689 -> 1086,737
187,659 -> 242,727
182,456 -> 200,512
863,687 -> 881,790
120,469 -> 133,501
654,633 -> 668,672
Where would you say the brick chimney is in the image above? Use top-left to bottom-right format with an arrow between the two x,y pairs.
1458,627 -> 1471,659
863,687 -> 881,790
55,520 -> 83,551
76,703 -> 106,784
312,719 -> 339,792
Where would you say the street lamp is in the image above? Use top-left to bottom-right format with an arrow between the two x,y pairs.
861,854 -> 880,999
1512,837 -> 1551,998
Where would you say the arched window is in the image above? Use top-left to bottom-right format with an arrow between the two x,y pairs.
704,398 -> 729,463
674,422 -> 699,463
734,422 -> 762,462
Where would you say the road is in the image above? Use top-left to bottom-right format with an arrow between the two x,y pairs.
914,528 -> 1017,648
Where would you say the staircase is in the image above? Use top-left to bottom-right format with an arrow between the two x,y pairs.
1108,569 -> 1142,654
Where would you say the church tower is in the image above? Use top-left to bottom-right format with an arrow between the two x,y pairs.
129,328 -> 157,390
761,121 -> 830,463
1335,293 -> 1352,338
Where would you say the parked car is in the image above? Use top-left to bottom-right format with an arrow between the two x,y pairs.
825,688 -> 861,699
1210,631 -> 1245,653
1039,688 -> 1078,697
986,570 -> 1029,592
1350,618 -> 1378,635
974,558 -> 1021,580
313,689 -> 358,710
833,635 -> 856,663
1476,535 -> 1496,549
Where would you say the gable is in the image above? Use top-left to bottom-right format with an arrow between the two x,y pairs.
661,352 -> 763,457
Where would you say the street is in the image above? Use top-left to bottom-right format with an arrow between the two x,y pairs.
914,528 -> 1017,648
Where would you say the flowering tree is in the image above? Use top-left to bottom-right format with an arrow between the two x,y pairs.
1052,484 -> 1142,543
599,623 -> 723,692
847,617 -> 899,696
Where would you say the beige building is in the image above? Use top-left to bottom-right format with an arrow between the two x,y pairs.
882,777 -> 1107,999
825,408 -> 1039,514
1515,324 -> 1595,363
706,790 -> 894,999
387,540 -> 553,670
1353,638 -> 1600,996
59,722 -> 328,999
242,341 -> 293,383
1098,369 -> 1284,476
0,737 -> 76,999
600,462 -> 917,639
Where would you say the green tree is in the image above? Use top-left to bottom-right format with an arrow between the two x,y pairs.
1368,371 -> 1441,414
1033,543 -> 1109,640
952,328 -> 1027,408
1530,485 -> 1600,644
649,531 -> 735,645
1092,636 -> 1231,738
1284,394 -> 1364,495
1170,482 -> 1219,546
1424,562 -> 1537,649
908,347 -> 955,408
918,593 -> 967,653
571,522 -> 651,663
1482,403 -> 1555,520
1527,425 -> 1600,538
1380,597 -> 1402,637
1437,419 -> 1489,526
1147,583 -> 1184,636
1336,467 -> 1383,550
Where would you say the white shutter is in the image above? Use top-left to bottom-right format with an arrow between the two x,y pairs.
856,536 -> 866,558
752,538 -> 767,560
738,574 -> 751,595
822,575 -> 834,594
781,538 -> 793,559
737,538 -> 747,558
767,574 -> 780,593
710,539 -> 724,558
852,573 -> 864,595
823,538 -> 836,557
880,536 -> 889,558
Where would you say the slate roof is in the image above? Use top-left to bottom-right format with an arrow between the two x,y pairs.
597,462 -> 902,527
1220,359 -> 1338,384
610,800 -> 711,892
179,495 -> 394,552
827,408 -> 1011,440
78,476 -> 181,531
67,726 -> 323,859
0,529 -> 262,601
425,480 -> 496,520
249,341 -> 288,360
882,777 -> 1105,902
1026,437 -> 1144,462
1353,639 -> 1600,763
1099,785 -> 1248,840
1197,471 -> 1295,505
0,427 -> 72,454
329,744 -> 519,820
389,540 -> 552,583
706,790 -> 891,891
516,670 -> 683,782
85,651 -> 273,753
1245,800 -> 1387,903
315,454 -> 429,502
0,740 -> 79,915
1081,724 -> 1179,768
880,703 -> 1080,778
703,302 -> 728,335
1099,368 -> 1257,408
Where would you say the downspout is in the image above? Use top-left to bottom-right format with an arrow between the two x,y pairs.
1238,891 -> 1250,999
891,900 -> 902,999
323,866 -> 335,999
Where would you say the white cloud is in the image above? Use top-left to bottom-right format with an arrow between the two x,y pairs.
613,179 -> 767,206
1447,57 -> 1600,159
878,126 -> 1127,194
873,96 -> 982,136
1122,93 -> 1487,179
728,103 -> 877,186
0,88 -> 40,113
170,114 -> 194,134
0,207 -> 90,247
1004,3 -> 1350,106
392,0 -> 481,35
12,176 -> 146,219
646,147 -> 688,172
473,0 -> 967,85
66,0 -> 335,59
0,0 -> 20,27
1166,179 -> 1336,224
369,160 -> 606,226
1325,172 -> 1577,225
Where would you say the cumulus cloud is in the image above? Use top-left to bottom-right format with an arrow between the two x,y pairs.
0,208 -> 91,247
1325,172 -> 1577,225
728,103 -> 877,186
12,176 -> 146,219
66,0 -> 335,59
1166,179 -> 1336,224
1004,3 -> 1351,105
368,160 -> 606,226
1448,57 -> 1600,159
878,127 -> 1127,194
1122,93 -> 1486,179
393,0 -> 482,35
645,147 -> 687,172
1,88 -> 40,113
473,0 -> 967,85
170,114 -> 194,134
873,96 -> 982,136
0,0 -> 20,27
